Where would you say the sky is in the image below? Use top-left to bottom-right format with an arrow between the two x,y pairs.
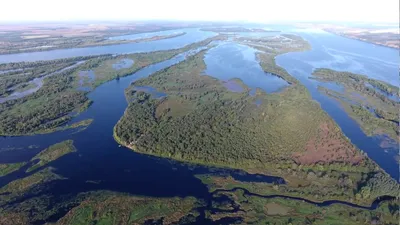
1,0 -> 398,23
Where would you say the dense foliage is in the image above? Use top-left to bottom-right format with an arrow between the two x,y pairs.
115,44 -> 371,172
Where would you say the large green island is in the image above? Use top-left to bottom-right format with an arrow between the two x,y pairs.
112,35 -> 399,223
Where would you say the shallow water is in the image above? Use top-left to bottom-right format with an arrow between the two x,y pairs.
364,82 -> 400,102
112,58 -> 134,70
0,61 -> 85,103
132,86 -> 167,99
204,42 -> 289,93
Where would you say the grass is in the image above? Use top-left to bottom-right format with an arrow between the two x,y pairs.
56,193 -> 199,225
0,167 -> 63,194
206,187 -> 399,225
0,162 -> 26,176
26,140 -> 76,172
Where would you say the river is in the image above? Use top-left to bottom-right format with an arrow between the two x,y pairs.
0,26 -> 398,223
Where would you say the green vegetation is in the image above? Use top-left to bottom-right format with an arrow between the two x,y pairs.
0,162 -> 26,176
0,36 -> 221,136
56,194 -> 199,225
0,167 -> 63,195
114,35 -> 398,205
0,140 -> 76,178
206,188 -> 399,225
26,140 -> 76,172
197,169 -> 399,206
313,69 -> 399,141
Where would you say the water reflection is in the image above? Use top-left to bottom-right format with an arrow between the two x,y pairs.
204,42 -> 289,93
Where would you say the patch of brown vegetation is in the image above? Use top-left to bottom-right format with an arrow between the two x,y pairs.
264,202 -> 290,215
155,98 -> 194,119
0,213 -> 29,225
292,122 -> 364,165
209,211 -> 246,221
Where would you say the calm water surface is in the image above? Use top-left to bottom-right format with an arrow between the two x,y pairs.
204,42 -> 288,93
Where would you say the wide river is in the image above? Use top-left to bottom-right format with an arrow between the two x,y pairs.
0,26 -> 398,223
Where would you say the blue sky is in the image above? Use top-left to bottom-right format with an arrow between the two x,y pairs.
1,0 -> 398,23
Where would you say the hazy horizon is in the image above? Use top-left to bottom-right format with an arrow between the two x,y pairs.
1,0 -> 398,23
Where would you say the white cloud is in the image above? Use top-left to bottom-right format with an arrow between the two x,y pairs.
1,0 -> 398,23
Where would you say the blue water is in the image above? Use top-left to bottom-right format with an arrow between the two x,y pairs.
276,30 -> 399,181
204,42 -> 289,93
112,58 -> 134,70
364,82 -> 400,102
132,86 -> 167,99
286,30 -> 399,86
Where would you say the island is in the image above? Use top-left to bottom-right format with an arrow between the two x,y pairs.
114,34 -> 399,211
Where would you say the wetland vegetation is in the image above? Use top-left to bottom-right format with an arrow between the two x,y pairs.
114,35 -> 399,208
313,69 -> 399,142
0,36 -> 221,136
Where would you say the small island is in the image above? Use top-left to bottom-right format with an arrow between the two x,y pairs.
312,68 -> 399,142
